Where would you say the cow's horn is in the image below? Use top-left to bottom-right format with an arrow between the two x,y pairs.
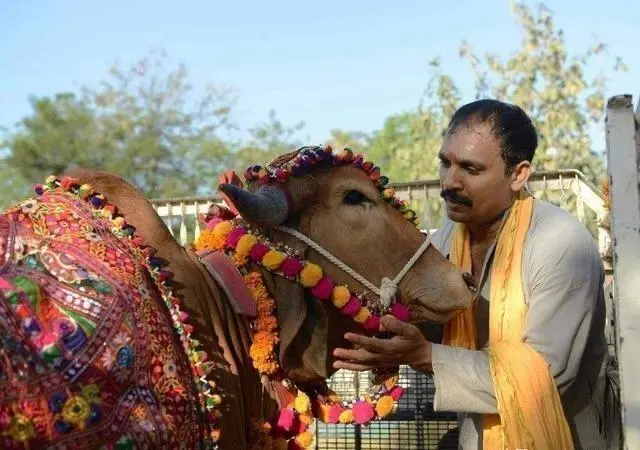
218,183 -> 289,227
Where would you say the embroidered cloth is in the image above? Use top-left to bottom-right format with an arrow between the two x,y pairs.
0,187 -> 208,449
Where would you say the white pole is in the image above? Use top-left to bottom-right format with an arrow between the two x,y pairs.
605,94 -> 640,449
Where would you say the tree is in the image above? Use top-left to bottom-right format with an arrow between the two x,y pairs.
232,109 -> 306,170
0,49 -> 309,205
458,1 -> 627,181
1,49 -> 240,200
324,129 -> 371,153
324,1 -> 625,228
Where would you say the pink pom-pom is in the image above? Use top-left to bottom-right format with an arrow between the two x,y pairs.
352,401 -> 375,425
310,275 -> 334,300
205,217 -> 223,230
276,408 -> 298,433
249,243 -> 270,262
328,404 -> 344,424
390,303 -> 410,322
389,386 -> 405,401
0,276 -> 13,290
226,227 -> 247,248
341,297 -> 361,317
363,315 -> 381,331
281,257 -> 303,279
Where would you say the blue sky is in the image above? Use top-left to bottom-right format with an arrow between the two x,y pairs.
1,0 -> 637,156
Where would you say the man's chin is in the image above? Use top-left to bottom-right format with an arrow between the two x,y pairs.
445,203 -> 472,222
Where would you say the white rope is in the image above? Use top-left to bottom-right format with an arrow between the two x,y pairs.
275,226 -> 432,309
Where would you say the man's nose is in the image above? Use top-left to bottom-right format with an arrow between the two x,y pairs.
441,167 -> 463,191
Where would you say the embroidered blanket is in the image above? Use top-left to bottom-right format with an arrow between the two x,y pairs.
0,187 -> 207,449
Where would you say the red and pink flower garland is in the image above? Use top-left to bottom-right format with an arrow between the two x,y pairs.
194,217 -> 410,327
193,216 -> 411,449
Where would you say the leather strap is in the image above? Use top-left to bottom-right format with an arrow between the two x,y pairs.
197,249 -> 257,318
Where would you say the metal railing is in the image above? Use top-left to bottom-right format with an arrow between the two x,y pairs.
150,168 -> 610,449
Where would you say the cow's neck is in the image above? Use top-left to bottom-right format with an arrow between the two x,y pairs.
174,249 -> 279,448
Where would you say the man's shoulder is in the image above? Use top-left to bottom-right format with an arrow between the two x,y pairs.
530,199 -> 594,239
527,198 -> 601,263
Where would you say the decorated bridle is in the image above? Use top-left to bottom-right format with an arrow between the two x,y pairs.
249,145 -> 433,310
194,145 -> 434,449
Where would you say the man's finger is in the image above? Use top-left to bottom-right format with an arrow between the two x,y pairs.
332,360 -> 375,371
333,347 -> 378,363
380,315 -> 418,336
343,333 -> 391,353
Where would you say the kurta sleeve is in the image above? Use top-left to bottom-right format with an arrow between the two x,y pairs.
431,208 -> 604,413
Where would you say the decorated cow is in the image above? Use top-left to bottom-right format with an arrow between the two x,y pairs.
0,145 -> 475,449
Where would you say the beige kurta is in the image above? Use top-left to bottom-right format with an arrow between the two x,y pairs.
430,199 -> 609,450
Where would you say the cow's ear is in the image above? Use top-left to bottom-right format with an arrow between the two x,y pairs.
257,267 -> 330,381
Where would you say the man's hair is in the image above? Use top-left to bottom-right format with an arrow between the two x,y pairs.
445,99 -> 538,173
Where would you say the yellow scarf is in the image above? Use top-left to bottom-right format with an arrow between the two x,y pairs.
442,191 -> 574,450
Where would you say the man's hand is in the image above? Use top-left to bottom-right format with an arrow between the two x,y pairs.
332,315 -> 433,373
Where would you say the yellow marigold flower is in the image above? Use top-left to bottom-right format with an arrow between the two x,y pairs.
353,307 -> 371,323
236,234 -> 258,256
193,229 -> 217,251
249,341 -> 273,359
299,412 -> 314,424
294,392 -> 310,414
318,403 -> 332,423
331,285 -> 350,308
295,430 -> 314,448
375,395 -> 395,418
262,250 -> 287,270
232,253 -> 248,267
213,220 -> 233,238
300,263 -> 323,287
253,331 -> 278,346
254,315 -> 278,333
339,409 -> 353,424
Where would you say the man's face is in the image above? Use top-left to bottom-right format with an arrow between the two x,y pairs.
438,122 -> 523,226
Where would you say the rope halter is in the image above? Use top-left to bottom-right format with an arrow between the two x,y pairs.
275,226 -> 432,309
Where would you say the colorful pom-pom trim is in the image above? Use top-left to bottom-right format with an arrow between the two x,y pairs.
243,145 -> 420,227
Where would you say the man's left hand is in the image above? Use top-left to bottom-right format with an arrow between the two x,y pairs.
332,315 -> 433,373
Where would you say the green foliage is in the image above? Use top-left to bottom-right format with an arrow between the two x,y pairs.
0,2 -> 626,213
0,50 -> 303,205
457,1 -> 626,181
232,109 -> 306,170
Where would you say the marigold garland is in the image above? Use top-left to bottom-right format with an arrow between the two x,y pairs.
194,217 -> 410,449
245,272 -> 280,376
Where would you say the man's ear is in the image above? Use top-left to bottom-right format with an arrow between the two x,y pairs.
510,160 -> 532,192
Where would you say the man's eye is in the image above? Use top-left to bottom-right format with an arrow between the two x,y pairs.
463,165 -> 480,175
343,190 -> 367,205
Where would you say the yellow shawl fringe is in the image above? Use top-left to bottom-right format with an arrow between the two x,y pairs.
442,191 -> 574,450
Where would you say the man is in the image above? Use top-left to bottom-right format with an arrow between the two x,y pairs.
333,99 -> 609,449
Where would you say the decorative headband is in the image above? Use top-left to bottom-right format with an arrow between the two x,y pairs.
241,145 -> 420,226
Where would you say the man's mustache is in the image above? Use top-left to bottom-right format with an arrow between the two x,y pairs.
440,189 -> 473,207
